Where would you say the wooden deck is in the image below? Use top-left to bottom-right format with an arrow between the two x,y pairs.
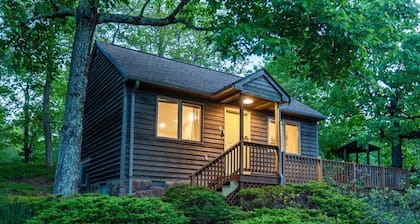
190,141 -> 410,191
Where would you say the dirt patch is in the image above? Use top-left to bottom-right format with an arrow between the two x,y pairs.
12,177 -> 54,195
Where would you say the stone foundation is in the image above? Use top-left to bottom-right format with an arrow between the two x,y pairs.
89,179 -> 189,197
131,179 -> 189,197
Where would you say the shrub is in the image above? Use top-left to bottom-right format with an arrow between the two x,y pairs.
238,182 -> 376,224
235,208 -> 336,224
364,187 -> 420,224
27,194 -> 188,224
0,198 -> 33,224
163,185 -> 232,224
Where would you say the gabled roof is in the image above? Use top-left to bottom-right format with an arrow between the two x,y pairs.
95,42 -> 325,120
231,69 -> 290,102
97,42 -> 241,94
281,98 -> 327,121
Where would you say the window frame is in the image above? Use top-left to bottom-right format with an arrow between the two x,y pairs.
156,96 -> 203,143
282,120 -> 301,155
267,117 -> 277,146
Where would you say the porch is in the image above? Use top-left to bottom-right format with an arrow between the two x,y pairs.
190,141 -> 410,192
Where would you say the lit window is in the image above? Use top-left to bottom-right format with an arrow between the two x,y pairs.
182,104 -> 201,141
285,123 -> 300,154
157,98 -> 202,142
268,118 -> 277,146
157,99 -> 178,138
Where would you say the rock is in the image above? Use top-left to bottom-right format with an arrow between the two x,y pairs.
151,187 -> 165,196
132,180 -> 141,191
139,180 -> 152,190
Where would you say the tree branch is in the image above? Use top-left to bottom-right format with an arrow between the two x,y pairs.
30,8 -> 75,21
97,14 -> 211,31
140,0 -> 151,16
401,130 -> 420,139
166,0 -> 191,20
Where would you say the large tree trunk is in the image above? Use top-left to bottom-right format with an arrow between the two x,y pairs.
53,0 -> 97,196
391,137 -> 403,168
389,96 -> 403,168
43,68 -> 53,168
23,83 -> 31,163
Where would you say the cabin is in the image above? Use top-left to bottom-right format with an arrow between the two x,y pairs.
81,42 -> 409,199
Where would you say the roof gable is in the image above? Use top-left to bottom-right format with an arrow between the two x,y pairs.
232,69 -> 290,103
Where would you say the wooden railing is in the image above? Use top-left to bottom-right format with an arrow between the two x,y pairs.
191,143 -> 409,191
284,154 -> 410,189
190,141 -> 278,189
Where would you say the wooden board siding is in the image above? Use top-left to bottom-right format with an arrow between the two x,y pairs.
131,88 -> 276,183
131,89 -> 224,182
282,116 -> 318,157
81,49 -> 125,184
250,111 -> 269,145
242,76 -> 281,102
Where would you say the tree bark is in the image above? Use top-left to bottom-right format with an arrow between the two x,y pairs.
23,83 -> 31,163
53,0 -> 97,196
43,68 -> 53,168
391,137 -> 403,168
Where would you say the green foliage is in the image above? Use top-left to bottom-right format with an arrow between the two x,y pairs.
235,208 -> 335,224
163,185 -> 233,224
363,187 -> 420,224
28,194 -> 188,224
0,162 -> 55,182
0,198 -> 33,224
238,182 -> 376,224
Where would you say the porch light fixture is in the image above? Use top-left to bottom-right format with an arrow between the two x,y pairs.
243,98 -> 253,104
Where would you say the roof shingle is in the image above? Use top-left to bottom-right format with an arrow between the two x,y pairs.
96,42 -> 325,120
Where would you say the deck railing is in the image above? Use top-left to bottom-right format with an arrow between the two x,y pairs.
191,142 -> 409,190
190,141 -> 278,189
284,154 -> 410,189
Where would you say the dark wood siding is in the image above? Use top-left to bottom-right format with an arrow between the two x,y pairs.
81,49 -> 125,184
282,116 -> 318,157
132,89 -> 224,182
251,111 -> 269,145
242,76 -> 281,102
132,88 -> 276,183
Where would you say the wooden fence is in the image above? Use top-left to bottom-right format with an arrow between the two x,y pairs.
284,153 -> 410,189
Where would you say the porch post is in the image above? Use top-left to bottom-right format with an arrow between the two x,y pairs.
276,102 -> 284,185
239,94 -> 244,175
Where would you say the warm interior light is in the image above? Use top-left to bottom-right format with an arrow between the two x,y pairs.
159,122 -> 166,128
243,98 -> 253,104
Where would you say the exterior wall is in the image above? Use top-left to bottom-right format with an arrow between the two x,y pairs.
81,49 -> 125,189
282,115 -> 319,157
131,88 -> 276,184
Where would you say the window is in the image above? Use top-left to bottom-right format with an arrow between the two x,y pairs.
268,118 -> 277,146
157,98 -> 202,141
284,123 -> 300,154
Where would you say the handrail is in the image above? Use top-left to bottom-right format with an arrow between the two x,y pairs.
191,141 -> 241,177
190,141 -> 278,189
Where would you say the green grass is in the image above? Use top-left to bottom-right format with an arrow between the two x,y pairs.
0,162 -> 55,182
0,161 -> 55,204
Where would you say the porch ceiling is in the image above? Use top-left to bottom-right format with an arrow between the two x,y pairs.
219,92 -> 275,111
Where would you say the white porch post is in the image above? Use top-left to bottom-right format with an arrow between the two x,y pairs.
239,94 -> 244,175
276,102 -> 285,185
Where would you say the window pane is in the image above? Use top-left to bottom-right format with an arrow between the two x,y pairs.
268,118 -> 277,146
157,99 -> 178,138
182,104 -> 201,141
285,124 -> 299,154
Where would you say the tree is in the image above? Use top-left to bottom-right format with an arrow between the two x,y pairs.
261,0 -> 419,168
3,0 -> 218,196
1,1 -> 70,165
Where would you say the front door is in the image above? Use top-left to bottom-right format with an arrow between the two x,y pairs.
224,108 -> 251,174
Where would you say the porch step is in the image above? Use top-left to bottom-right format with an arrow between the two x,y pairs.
222,180 -> 239,197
